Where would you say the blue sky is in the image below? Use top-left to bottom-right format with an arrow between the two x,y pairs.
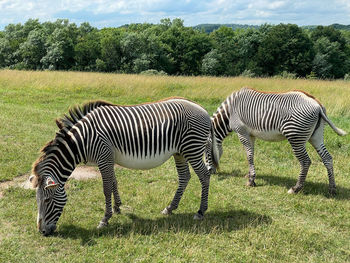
0,0 -> 349,30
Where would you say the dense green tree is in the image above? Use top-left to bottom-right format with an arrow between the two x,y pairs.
312,37 -> 348,78
1,23 -> 25,66
311,26 -> 347,49
0,37 -> 11,67
256,24 -> 314,77
18,29 -> 47,69
74,29 -> 101,71
0,18 -> 349,79
99,28 -> 124,72
201,49 -> 222,76
120,32 -> 146,73
159,19 -> 212,75
41,27 -> 75,70
311,26 -> 350,78
209,26 -> 239,76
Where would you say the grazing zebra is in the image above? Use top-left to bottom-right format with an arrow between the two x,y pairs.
30,98 -> 219,236
206,87 -> 346,194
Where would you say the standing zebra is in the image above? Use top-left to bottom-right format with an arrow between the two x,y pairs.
30,98 -> 219,236
207,87 -> 346,194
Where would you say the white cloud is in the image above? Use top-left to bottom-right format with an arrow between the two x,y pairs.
268,1 -> 286,10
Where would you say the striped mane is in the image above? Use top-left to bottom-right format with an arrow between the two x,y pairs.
56,100 -> 115,131
32,100 -> 114,177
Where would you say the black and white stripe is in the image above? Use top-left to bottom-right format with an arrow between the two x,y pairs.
208,87 -> 346,194
32,98 -> 219,235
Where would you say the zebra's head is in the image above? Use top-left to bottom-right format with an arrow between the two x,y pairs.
30,172 -> 67,236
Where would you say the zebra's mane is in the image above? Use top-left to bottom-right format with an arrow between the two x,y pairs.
32,100 -> 114,177
56,100 -> 115,131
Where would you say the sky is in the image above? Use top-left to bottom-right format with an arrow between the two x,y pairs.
0,0 -> 350,30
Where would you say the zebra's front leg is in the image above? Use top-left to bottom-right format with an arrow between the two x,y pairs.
97,154 -> 117,229
238,133 -> 256,187
162,154 -> 191,216
190,159 -> 211,220
287,140 -> 311,194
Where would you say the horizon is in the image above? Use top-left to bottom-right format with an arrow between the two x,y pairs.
1,0 -> 350,30
1,18 -> 349,31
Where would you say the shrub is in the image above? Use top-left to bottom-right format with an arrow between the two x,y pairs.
240,69 -> 256,78
95,59 -> 107,72
140,69 -> 168,76
306,71 -> 318,79
9,62 -> 27,70
274,71 -> 297,79
344,73 -> 350,81
201,49 -> 222,76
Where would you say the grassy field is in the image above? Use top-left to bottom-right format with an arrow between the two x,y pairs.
0,70 -> 349,262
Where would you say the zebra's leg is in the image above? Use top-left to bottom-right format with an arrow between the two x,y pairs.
189,158 -> 211,220
237,133 -> 256,187
287,139 -> 311,194
112,176 -> 122,214
97,154 -> 117,229
162,154 -> 191,215
309,125 -> 336,195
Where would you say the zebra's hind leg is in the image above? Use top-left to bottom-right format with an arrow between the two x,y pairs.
162,154 -> 191,216
287,139 -> 311,194
309,125 -> 336,195
97,154 -> 116,229
189,158 -> 211,220
112,176 -> 122,214
237,133 -> 256,187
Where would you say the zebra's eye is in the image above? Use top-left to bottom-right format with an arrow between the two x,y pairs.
44,197 -> 51,203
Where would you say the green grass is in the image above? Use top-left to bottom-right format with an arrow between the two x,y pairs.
0,70 -> 349,262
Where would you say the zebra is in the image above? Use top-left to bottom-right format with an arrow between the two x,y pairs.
30,98 -> 219,236
206,87 -> 346,195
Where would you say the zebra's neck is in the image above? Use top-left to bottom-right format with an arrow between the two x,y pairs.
212,96 -> 233,144
46,127 -> 87,185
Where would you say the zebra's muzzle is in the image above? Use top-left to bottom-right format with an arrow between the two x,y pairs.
39,223 -> 56,236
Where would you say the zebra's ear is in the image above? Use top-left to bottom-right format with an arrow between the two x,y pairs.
44,177 -> 58,190
29,175 -> 39,188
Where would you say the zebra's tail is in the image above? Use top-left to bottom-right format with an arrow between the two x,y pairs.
211,124 -> 220,171
320,108 -> 347,136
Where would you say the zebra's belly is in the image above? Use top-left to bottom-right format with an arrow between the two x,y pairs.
249,129 -> 286,142
114,150 -> 176,170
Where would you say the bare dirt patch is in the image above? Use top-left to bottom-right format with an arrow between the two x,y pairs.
0,173 -> 31,198
0,165 -> 101,198
70,165 -> 100,180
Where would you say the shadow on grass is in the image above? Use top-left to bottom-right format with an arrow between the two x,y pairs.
258,174 -> 350,200
56,209 -> 271,244
216,169 -> 244,180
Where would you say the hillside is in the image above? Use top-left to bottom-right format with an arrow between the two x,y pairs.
194,23 -> 350,33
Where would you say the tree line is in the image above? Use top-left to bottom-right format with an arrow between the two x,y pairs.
1,18 -> 350,79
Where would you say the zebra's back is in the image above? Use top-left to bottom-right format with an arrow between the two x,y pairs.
86,98 -> 211,169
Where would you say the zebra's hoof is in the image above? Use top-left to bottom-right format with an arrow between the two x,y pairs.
208,167 -> 216,175
193,213 -> 204,220
246,181 -> 256,187
161,207 -> 172,215
287,188 -> 296,194
288,186 -> 302,194
97,221 -> 108,229
328,188 -> 337,196
113,207 -> 121,214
